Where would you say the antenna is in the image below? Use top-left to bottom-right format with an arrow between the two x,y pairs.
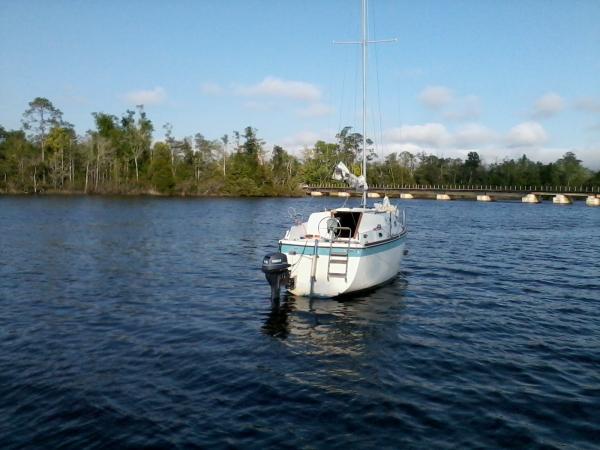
334,0 -> 396,208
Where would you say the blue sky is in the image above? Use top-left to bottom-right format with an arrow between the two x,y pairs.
1,0 -> 599,167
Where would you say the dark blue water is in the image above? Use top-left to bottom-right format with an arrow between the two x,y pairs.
1,196 -> 599,449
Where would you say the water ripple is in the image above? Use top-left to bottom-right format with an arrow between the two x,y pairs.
0,196 -> 599,449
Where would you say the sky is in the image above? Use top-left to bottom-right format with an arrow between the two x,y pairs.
1,0 -> 599,168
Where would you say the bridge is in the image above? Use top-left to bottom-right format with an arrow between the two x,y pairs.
304,184 -> 600,205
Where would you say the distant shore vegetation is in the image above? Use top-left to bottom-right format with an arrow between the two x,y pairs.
1,97 -> 599,196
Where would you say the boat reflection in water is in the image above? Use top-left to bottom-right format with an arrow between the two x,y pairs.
261,275 -> 408,347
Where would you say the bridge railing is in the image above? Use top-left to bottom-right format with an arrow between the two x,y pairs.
305,184 -> 600,194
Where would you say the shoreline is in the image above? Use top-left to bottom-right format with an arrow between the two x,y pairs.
0,189 -> 305,199
2,191 -> 596,203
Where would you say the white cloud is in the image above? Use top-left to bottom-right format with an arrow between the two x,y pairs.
280,130 -> 335,154
532,92 -> 564,118
384,142 -> 426,155
283,131 -> 321,147
574,96 -> 600,113
443,95 -> 481,121
235,76 -> 321,101
275,123 -> 600,168
382,123 -> 496,160
296,102 -> 334,118
453,124 -> 497,147
419,87 -> 481,121
419,86 -> 454,110
577,145 -> 600,169
123,86 -> 166,106
384,123 -> 450,148
200,82 -> 223,95
506,121 -> 548,147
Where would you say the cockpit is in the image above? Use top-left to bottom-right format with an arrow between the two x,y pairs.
332,210 -> 361,239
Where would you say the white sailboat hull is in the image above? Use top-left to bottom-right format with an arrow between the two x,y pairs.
280,233 -> 406,297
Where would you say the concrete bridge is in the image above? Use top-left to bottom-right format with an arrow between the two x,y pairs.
304,184 -> 600,205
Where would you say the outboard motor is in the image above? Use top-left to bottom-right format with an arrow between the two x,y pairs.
262,252 -> 290,306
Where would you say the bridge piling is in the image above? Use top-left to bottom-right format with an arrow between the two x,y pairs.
305,184 -> 599,204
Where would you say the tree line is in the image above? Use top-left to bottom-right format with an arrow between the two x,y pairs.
1,97 -> 599,196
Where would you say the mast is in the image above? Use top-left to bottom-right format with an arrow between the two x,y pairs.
335,1 -> 395,208
361,0 -> 368,208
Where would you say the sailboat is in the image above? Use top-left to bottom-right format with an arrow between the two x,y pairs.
262,0 -> 408,300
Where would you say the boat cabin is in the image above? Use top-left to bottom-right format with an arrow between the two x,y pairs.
284,204 -> 399,244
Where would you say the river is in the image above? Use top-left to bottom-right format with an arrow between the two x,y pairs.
0,196 -> 598,449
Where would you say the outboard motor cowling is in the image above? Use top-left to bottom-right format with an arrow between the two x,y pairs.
262,252 -> 290,305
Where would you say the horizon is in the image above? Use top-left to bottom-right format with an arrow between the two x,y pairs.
1,0 -> 599,169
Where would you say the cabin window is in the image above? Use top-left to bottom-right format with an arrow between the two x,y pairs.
333,211 -> 362,238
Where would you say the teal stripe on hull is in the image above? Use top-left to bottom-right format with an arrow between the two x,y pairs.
280,233 -> 406,257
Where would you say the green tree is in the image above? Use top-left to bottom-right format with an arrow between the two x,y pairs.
555,151 -> 589,186
463,151 -> 481,184
150,142 -> 175,193
46,125 -> 76,188
302,140 -> 339,185
90,112 -> 121,190
242,126 -> 264,161
121,106 -> 153,182
415,153 -> 442,184
588,170 -> 600,187
194,133 -> 217,167
223,127 -> 271,195
0,127 -> 37,191
336,126 -> 373,170
271,145 -> 300,193
22,97 -> 63,163
369,152 -> 415,186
